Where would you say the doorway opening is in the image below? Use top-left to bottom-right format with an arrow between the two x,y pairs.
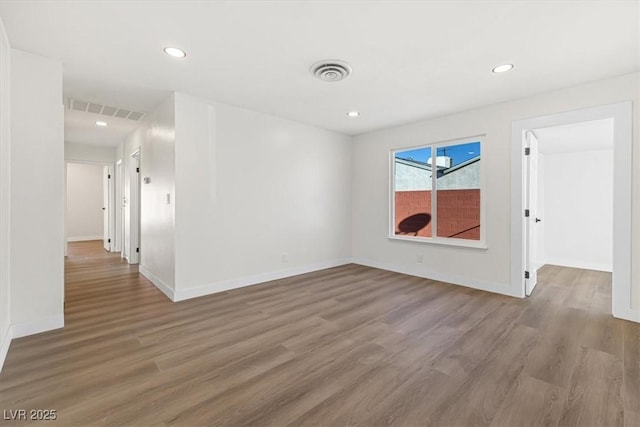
511,102 -> 633,321
65,161 -> 114,254
122,149 -> 141,264
523,119 -> 613,296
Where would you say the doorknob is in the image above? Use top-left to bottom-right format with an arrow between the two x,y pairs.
535,218 -> 541,223
102,207 -> 106,210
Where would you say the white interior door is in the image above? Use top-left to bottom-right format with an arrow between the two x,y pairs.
102,165 -> 111,251
525,131 -> 540,295
128,153 -> 140,264
113,161 -> 122,253
122,187 -> 130,260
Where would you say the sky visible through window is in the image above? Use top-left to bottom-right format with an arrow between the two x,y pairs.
396,141 -> 480,167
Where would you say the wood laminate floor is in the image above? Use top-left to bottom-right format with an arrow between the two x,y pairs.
0,240 -> 638,426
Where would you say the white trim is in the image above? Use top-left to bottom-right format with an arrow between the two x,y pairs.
511,102 -> 635,321
615,308 -> 640,323
11,314 -> 64,339
173,258 -> 353,302
351,257 -> 519,298
543,259 -> 612,273
0,327 -> 11,372
0,314 -> 64,372
388,234 -> 488,249
66,235 -> 103,242
139,265 -> 174,301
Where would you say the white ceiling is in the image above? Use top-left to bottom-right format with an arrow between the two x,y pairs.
536,118 -> 614,154
64,109 -> 142,147
1,1 -> 638,146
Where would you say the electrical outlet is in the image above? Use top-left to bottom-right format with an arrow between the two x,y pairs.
416,254 -> 424,263
282,253 -> 288,263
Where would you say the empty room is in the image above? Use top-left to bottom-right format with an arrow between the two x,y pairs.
0,1 -> 639,426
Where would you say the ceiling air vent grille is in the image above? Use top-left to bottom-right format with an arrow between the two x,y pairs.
310,60 -> 352,82
69,99 -> 146,121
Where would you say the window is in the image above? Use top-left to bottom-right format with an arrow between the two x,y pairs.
391,136 -> 484,247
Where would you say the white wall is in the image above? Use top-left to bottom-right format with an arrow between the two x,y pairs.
120,94 -> 175,293
352,73 -> 639,308
543,150 -> 613,271
66,163 -> 104,241
0,17 -> 12,368
536,153 -> 545,270
65,141 -> 115,163
634,73 -> 640,312
10,49 -> 64,330
173,92 -> 352,300
139,96 -> 176,292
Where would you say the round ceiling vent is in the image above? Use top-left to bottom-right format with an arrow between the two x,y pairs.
310,60 -> 352,82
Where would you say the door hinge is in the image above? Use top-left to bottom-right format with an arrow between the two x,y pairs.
524,271 -> 530,279
136,167 -> 140,173
136,248 -> 139,253
524,147 -> 530,156
524,209 -> 530,217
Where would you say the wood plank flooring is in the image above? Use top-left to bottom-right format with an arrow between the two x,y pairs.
0,240 -> 638,426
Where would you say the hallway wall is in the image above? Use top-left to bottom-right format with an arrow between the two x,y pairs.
10,48 -> 64,333
0,17 -> 12,369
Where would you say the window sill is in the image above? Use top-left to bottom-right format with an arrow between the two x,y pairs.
388,234 -> 488,249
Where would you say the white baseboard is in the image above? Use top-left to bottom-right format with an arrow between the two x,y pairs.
139,265 -> 175,301
613,307 -> 640,323
544,258 -> 612,272
352,257 -> 638,324
11,313 -> 64,338
67,235 -> 103,242
0,314 -> 64,372
351,257 -> 520,298
173,258 -> 353,302
0,327 -> 11,372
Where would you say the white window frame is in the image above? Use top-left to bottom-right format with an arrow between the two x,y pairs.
389,135 -> 487,249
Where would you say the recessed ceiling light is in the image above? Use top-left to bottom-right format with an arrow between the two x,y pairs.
163,47 -> 186,58
492,64 -> 514,73
95,121 -> 108,127
347,111 -> 360,117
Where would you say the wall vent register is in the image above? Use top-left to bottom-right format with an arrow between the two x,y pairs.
68,98 -> 145,121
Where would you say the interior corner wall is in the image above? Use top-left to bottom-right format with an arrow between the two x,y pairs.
352,73 -> 639,306
122,94 -> 176,297
9,48 -> 64,333
0,17 -> 12,369
173,92 -> 352,300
